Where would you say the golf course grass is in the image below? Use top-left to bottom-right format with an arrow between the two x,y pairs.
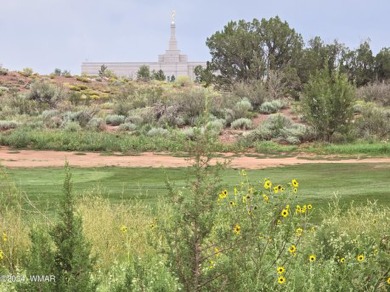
2,163 -> 389,221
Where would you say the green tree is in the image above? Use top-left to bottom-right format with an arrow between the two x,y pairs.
17,164 -> 97,292
152,69 -> 166,81
137,65 -> 151,82
193,63 -> 214,86
50,163 -> 97,291
301,68 -> 355,141
206,19 -> 265,86
257,16 -> 303,73
342,41 -> 375,86
375,47 -> 390,82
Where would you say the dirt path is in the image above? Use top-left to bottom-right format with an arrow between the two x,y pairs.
1,148 -> 390,169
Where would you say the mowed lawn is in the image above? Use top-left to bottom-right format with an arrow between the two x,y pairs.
2,163 -> 390,218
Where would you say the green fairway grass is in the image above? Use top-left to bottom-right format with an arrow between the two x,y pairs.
2,163 -> 390,219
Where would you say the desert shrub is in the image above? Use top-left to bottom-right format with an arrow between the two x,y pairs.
206,119 -> 225,134
0,121 -> 18,131
86,118 -> 106,132
157,105 -> 182,127
146,127 -> 169,137
19,67 -> 33,77
5,94 -> 39,115
354,104 -> 390,139
61,109 -> 96,128
127,107 -> 156,125
0,86 -> 9,96
174,76 -> 192,87
355,82 -> 390,106
231,118 -> 253,130
233,98 -> 253,119
27,80 -> 66,107
231,81 -> 267,109
173,87 -> 208,122
223,108 -> 235,126
181,127 -> 196,140
118,122 -> 137,132
259,99 -> 284,114
63,121 -> 81,132
41,109 -> 60,120
245,114 -> 313,144
47,116 -> 63,129
301,69 -> 355,141
113,256 -> 181,292
0,67 -> 8,75
105,115 -> 125,126
125,115 -> 143,125
300,199 -> 390,291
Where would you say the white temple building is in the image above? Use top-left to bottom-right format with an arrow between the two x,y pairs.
81,13 -> 206,80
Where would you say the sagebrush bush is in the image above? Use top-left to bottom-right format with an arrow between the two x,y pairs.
355,82 -> 390,106
146,127 -> 169,137
27,80 -> 66,107
86,118 -> 106,132
5,94 -> 39,115
259,99 -> 284,114
181,127 -> 196,140
206,119 -> 225,134
127,107 -> 156,125
233,98 -> 253,119
231,81 -> 267,109
105,115 -> 125,126
118,122 -> 137,132
0,120 -> 18,131
231,118 -> 253,130
354,103 -> 390,139
63,121 -> 81,132
245,114 -> 313,144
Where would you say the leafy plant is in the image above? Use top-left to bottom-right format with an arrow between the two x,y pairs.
301,68 -> 355,141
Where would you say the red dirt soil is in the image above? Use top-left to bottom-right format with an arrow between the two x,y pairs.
1,148 -> 390,169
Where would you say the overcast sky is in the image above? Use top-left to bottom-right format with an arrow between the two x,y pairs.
1,0 -> 389,74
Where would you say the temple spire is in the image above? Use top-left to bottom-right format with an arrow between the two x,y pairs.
169,10 -> 178,51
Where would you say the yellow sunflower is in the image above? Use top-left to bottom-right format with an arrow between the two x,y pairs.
281,209 -> 289,218
277,266 -> 285,274
278,276 -> 286,284
233,224 -> 241,235
264,179 -> 272,190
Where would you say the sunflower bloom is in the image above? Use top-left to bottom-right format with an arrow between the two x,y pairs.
264,179 -> 272,189
340,257 -> 345,264
292,179 -> 299,188
120,225 -> 128,233
307,204 -> 313,210
288,244 -> 297,254
2,232 -> 7,242
309,254 -> 316,262
262,194 -> 269,203
387,277 -> 390,285
278,276 -> 286,284
357,254 -> 365,262
219,190 -> 228,200
229,200 -> 236,207
277,266 -> 285,274
233,224 -> 241,235
273,186 -> 279,194
295,228 -> 303,237
281,209 -> 289,218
